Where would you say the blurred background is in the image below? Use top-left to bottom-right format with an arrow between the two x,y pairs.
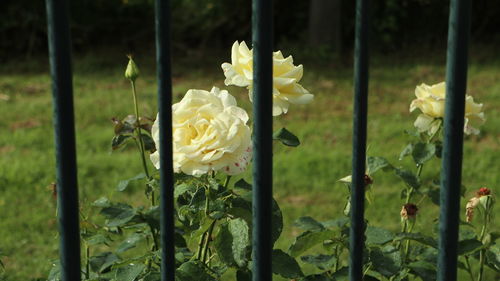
1,0 -> 499,60
1,0 -> 499,280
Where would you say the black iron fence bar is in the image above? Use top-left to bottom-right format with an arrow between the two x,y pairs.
45,0 -> 82,280
251,0 -> 274,280
438,0 -> 471,280
154,0 -> 175,280
349,0 -> 370,280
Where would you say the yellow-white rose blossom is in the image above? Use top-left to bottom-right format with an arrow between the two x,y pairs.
409,82 -> 485,135
150,87 -> 252,176
221,41 -> 314,116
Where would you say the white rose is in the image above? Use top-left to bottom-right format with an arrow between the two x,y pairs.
150,87 -> 252,176
409,82 -> 485,135
221,41 -> 314,116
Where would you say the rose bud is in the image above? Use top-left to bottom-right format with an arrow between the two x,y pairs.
401,203 -> 418,220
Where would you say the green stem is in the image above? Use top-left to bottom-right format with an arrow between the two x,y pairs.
130,80 -> 155,207
464,256 -> 475,281
205,187 -> 210,216
197,232 -> 207,260
477,197 -> 490,281
224,175 -> 232,189
404,219 -> 415,261
202,220 -> 217,263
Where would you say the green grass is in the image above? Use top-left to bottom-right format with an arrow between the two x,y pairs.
0,49 -> 499,280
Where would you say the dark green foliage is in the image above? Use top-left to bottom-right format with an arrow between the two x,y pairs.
273,128 -> 301,147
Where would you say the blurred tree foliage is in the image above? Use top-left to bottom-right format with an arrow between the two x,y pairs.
1,0 -> 498,60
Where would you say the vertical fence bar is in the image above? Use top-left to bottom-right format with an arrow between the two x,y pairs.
349,0 -> 370,280
252,0 -> 273,280
155,0 -> 175,280
437,0 -> 471,280
45,0 -> 81,280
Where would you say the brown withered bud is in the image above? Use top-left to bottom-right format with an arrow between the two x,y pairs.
476,187 -> 491,197
465,197 -> 479,222
364,174 -> 373,186
401,203 -> 418,220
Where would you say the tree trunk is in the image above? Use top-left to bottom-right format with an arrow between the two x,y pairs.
308,0 -> 342,53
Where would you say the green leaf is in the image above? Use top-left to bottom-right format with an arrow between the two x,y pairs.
365,226 -> 394,245
214,223 -> 236,266
394,232 -> 437,248
299,273 -> 334,281
321,217 -> 349,228
485,245 -> 500,272
114,263 -> 146,281
89,252 -> 120,273
294,216 -> 325,232
236,270 -> 251,281
176,261 -> 216,281
140,133 -> 156,152
145,206 -> 160,230
399,143 -> 413,160
407,261 -> 436,281
99,203 -> 137,227
370,246 -> 402,277
272,249 -> 303,278
457,239 -> 484,255
234,179 -> 252,190
174,183 -> 197,200
273,128 -> 300,147
289,230 -> 335,257
47,261 -> 61,281
412,142 -> 436,165
85,233 -> 112,246
395,168 -> 420,189
229,218 -> 250,267
111,134 -> 132,150
116,233 -> 146,253
93,197 -> 111,208
300,254 -> 336,270
330,266 -> 349,280
271,198 -> 284,246
367,157 -> 393,174
143,272 -> 161,281
117,173 -> 146,192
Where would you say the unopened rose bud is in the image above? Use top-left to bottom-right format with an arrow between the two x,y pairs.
476,187 -> 491,197
125,55 -> 139,82
401,203 -> 418,220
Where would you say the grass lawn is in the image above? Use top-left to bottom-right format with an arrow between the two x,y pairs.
0,48 -> 499,280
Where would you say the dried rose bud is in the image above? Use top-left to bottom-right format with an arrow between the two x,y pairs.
476,187 -> 491,197
465,197 -> 480,222
364,174 -> 373,186
401,203 -> 418,220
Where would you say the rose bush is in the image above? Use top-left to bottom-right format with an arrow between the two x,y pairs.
221,40 -> 314,116
150,87 -> 252,176
410,81 -> 485,135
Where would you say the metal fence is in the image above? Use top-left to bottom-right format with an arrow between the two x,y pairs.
45,0 -> 471,280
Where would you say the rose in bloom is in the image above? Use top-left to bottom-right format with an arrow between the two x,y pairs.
409,82 -> 485,135
150,87 -> 252,176
221,41 -> 314,116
